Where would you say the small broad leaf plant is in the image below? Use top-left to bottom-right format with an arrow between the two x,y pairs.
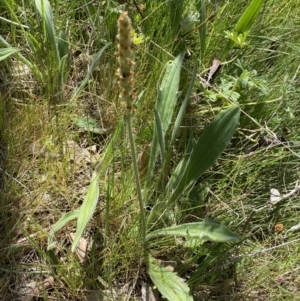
116,12 -> 240,301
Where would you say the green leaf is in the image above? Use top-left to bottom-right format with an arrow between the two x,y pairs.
222,0 -> 264,57
196,0 -> 206,61
57,30 -> 69,61
154,109 -> 165,163
168,106 -> 240,206
147,256 -> 193,301
0,35 -> 36,74
0,47 -> 19,61
74,116 -> 108,134
147,53 -> 184,182
47,210 -> 80,250
146,219 -> 240,244
235,0 -> 264,34
34,0 -> 59,61
72,171 -> 100,252
58,54 -> 69,100
171,62 -> 197,144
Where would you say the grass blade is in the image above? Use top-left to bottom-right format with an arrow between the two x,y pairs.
72,42 -> 112,100
196,0 -> 206,61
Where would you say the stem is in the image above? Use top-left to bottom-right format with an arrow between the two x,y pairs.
125,112 -> 147,242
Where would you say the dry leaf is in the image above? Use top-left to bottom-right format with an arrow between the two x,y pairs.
69,232 -> 89,262
207,59 -> 221,83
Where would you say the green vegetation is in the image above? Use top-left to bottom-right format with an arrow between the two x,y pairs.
1,0 -> 300,300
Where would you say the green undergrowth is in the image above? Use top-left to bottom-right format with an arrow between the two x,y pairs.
0,0 -> 300,300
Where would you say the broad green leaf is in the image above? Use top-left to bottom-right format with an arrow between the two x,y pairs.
147,256 -> 193,301
222,0 -> 264,58
47,210 -> 80,250
153,63 -> 197,199
72,42 -> 112,100
146,219 -> 240,244
0,47 -> 19,61
72,171 -> 100,252
157,53 -> 184,133
147,53 -> 184,182
74,116 -> 108,134
167,106 -> 240,206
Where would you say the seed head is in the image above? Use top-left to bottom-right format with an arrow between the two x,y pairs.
117,12 -> 135,112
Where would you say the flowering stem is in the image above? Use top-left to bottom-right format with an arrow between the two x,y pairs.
117,12 -> 147,243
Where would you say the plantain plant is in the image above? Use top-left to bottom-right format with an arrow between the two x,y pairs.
47,0 -> 264,299
48,12 -> 240,301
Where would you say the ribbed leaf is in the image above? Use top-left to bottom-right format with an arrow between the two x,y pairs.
147,256 -> 193,301
171,63 -> 197,144
34,0 -> 59,61
0,47 -> 19,61
74,116 -> 108,134
72,171 -> 100,252
57,30 -> 69,61
168,107 -> 240,206
146,219 -> 240,243
235,0 -> 264,34
147,53 -> 184,182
